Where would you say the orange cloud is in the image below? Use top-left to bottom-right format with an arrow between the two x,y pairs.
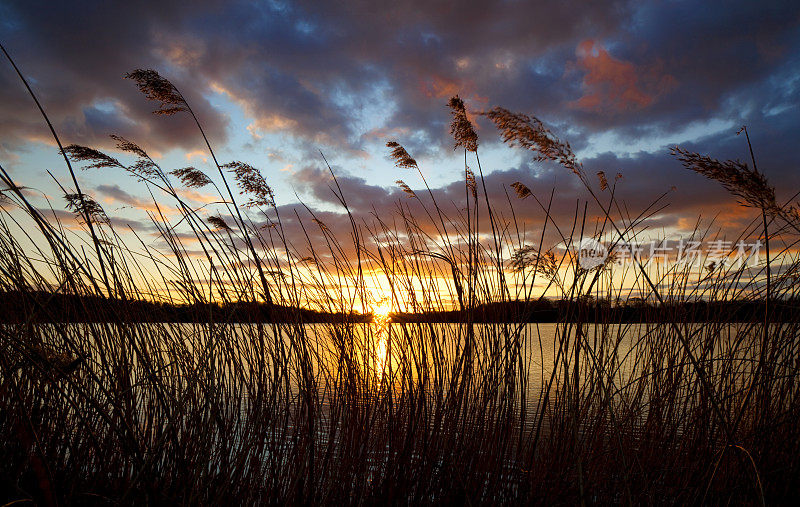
176,188 -> 219,205
185,150 -> 208,163
421,76 -> 487,104
570,40 -> 676,113
361,126 -> 411,141
420,76 -> 485,127
421,75 -> 461,99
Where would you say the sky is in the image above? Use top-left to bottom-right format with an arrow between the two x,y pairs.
1,0 -> 799,303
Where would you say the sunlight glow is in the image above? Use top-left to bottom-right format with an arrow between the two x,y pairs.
372,299 -> 392,324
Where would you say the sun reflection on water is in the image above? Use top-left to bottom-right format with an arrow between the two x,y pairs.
370,299 -> 393,377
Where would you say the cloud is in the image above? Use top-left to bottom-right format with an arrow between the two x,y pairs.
3,0 -> 797,160
568,39 -> 675,112
2,0 -> 800,268
95,183 -> 198,218
0,0 -> 229,156
33,205 -> 153,233
284,97 -> 800,255
96,184 -> 146,207
95,183 -> 171,215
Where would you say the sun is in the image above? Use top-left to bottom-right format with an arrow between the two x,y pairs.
372,299 -> 392,323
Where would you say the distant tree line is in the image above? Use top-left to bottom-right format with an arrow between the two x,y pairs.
2,291 -> 798,323
0,291 -> 370,323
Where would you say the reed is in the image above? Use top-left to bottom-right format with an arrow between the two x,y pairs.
1,61 -> 799,505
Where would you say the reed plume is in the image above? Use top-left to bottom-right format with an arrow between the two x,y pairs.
109,135 -> 162,180
597,171 -> 608,191
482,107 -> 582,177
312,218 -> 329,231
396,179 -> 416,198
28,344 -> 83,380
672,147 -> 777,213
61,145 -> 124,170
171,167 -> 212,188
447,95 -> 478,152
125,69 -> 188,115
465,168 -> 477,198
207,214 -> 231,230
510,181 -> 532,199
386,141 -> 418,170
224,161 -> 275,208
64,192 -> 109,225
109,134 -> 148,159
510,245 -> 557,280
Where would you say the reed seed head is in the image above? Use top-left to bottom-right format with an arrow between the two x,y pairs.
312,218 -> 329,231
597,171 -> 608,191
482,107 -> 582,177
30,344 -> 82,376
64,192 -> 109,225
510,246 -> 558,279
396,180 -> 416,198
171,167 -> 212,188
110,134 -> 148,159
111,135 -> 159,179
448,95 -> 478,152
125,69 -> 188,116
208,215 -> 231,231
386,141 -> 419,170
672,146 -> 777,212
224,161 -> 275,208
465,168 -> 477,199
510,181 -> 532,199
61,145 -> 123,170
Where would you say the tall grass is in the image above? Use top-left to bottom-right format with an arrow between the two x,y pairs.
1,60 -> 800,505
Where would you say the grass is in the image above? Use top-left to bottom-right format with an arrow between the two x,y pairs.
1,55 -> 800,504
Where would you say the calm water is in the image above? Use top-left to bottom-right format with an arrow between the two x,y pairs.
12,320 -> 772,457
25,320 -> 763,405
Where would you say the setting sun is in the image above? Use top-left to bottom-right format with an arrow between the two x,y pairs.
372,299 -> 392,323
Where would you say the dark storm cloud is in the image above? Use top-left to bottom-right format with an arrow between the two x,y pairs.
1,0 -> 632,157
4,0 -> 798,151
284,99 -> 800,251
570,1 -> 800,134
2,0 -> 799,242
0,0 -> 229,156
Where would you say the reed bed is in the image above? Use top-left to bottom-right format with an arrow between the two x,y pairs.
1,59 -> 799,504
